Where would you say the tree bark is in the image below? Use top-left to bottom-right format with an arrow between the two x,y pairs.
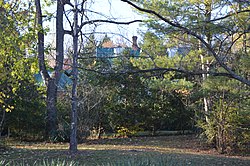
70,0 -> 79,153
35,0 -> 50,82
201,0 -> 212,122
55,0 -> 65,85
46,78 -> 58,139
35,0 -> 65,140
0,109 -> 6,135
35,0 -> 54,139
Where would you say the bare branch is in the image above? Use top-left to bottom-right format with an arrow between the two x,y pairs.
208,10 -> 250,23
78,66 -> 232,78
63,8 -> 73,32
78,55 -> 148,60
223,33 -> 244,61
62,0 -> 74,7
35,0 -> 50,81
121,0 -> 250,86
78,19 -> 142,33
64,30 -> 73,35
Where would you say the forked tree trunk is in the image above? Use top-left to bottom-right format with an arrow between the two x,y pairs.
35,0 -> 64,140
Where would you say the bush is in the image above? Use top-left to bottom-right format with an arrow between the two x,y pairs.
198,98 -> 250,154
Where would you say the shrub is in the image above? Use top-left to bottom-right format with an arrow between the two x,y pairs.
198,98 -> 250,154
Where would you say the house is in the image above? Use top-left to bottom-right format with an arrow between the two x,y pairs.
34,58 -> 73,89
35,36 -> 140,88
34,70 -> 72,90
96,36 -> 140,60
167,46 -> 191,58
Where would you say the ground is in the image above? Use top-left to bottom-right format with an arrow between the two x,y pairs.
1,135 -> 250,165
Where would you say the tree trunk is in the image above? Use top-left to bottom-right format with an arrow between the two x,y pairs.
55,0 -> 64,84
44,0 -> 65,141
201,0 -> 212,122
46,78 -> 58,139
35,0 -> 65,140
35,0 -> 53,139
35,0 -> 50,82
70,0 -> 79,153
0,109 -> 6,136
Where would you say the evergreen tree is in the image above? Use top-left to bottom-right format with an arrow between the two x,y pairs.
122,0 -> 250,153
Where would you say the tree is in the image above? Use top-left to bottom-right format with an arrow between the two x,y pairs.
121,0 -> 250,153
198,77 -> 250,153
132,32 -> 195,133
35,0 -> 74,140
121,0 -> 250,86
77,35 -> 109,140
64,0 -> 142,152
36,0 -> 141,151
69,0 -> 79,153
0,0 -> 44,137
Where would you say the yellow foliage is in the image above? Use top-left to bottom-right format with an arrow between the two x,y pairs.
174,89 -> 191,96
0,92 -> 6,98
3,105 -> 14,112
5,108 -> 11,112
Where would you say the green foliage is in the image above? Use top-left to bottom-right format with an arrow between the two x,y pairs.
127,29 -> 195,133
103,73 -> 148,133
76,34 -> 196,136
198,77 -> 250,154
0,1 -> 46,139
198,99 -> 250,154
53,95 -> 71,142
116,126 -> 137,137
103,69 -> 194,134
130,0 -> 250,154
140,32 -> 167,57
0,155 -> 198,166
1,158 -> 79,166
133,0 -> 250,81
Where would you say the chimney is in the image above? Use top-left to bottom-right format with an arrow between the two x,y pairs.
132,36 -> 139,50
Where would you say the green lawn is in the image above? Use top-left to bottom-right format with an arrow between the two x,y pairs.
1,135 -> 249,166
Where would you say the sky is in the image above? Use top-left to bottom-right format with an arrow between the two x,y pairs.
91,0 -> 142,35
44,0 -> 144,47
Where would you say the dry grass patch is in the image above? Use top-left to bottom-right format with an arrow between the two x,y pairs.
1,135 -> 249,165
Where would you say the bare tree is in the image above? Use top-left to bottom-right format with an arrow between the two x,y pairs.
63,0 -> 142,152
36,0 -> 142,149
70,0 -> 78,153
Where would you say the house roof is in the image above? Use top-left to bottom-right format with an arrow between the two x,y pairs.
34,70 -> 72,90
97,36 -> 140,58
102,41 -> 115,48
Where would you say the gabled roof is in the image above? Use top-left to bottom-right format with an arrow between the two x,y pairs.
96,36 -> 140,58
96,48 -> 114,57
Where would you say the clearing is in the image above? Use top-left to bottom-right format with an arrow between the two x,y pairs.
1,135 -> 249,165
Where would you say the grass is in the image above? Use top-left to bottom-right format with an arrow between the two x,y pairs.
1,135 -> 250,165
